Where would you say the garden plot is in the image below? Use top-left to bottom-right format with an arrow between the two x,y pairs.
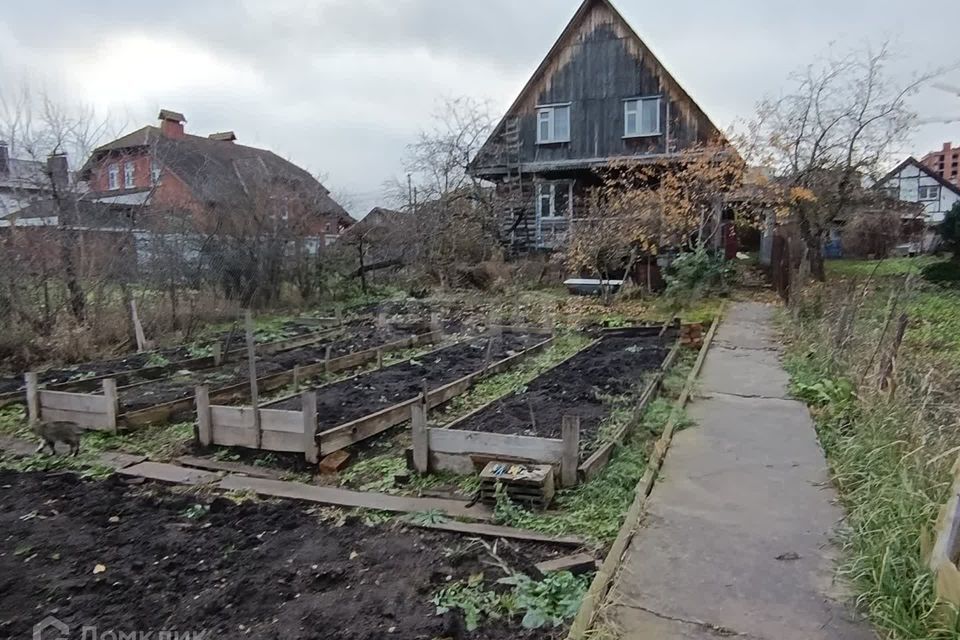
414,327 -> 677,484
198,330 -> 553,462
27,322 -> 443,431
0,470 -> 584,640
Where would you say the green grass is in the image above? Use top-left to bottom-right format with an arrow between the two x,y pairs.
826,256 -> 946,279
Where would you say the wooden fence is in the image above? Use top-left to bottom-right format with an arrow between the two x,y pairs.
197,333 -> 554,463
24,328 -> 443,432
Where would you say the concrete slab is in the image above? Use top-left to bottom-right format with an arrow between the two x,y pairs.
606,303 -> 874,640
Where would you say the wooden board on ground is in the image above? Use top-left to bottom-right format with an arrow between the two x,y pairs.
176,455 -> 284,480
535,553 -> 599,575
117,461 -> 220,486
0,435 -> 39,457
97,452 -> 148,470
217,474 -> 493,521
410,520 -> 589,548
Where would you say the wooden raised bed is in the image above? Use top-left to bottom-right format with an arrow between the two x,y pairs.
197,332 -> 554,463
25,329 -> 442,432
411,326 -> 679,487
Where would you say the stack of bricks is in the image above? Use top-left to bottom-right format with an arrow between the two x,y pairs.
680,323 -> 704,349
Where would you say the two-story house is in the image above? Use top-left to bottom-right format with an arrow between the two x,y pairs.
468,0 -> 726,253
80,110 -> 354,245
0,141 -> 51,220
874,156 -> 960,250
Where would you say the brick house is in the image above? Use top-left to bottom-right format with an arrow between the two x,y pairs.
921,142 -> 960,187
80,109 -> 354,244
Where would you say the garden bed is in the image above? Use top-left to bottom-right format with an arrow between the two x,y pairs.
0,470 -> 580,640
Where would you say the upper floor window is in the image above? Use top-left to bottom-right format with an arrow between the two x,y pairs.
124,162 -> 135,189
624,97 -> 661,137
919,185 -> 940,201
107,164 -> 119,190
536,104 -> 570,144
151,161 -> 161,185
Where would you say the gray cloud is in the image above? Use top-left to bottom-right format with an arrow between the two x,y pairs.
2,0 -> 959,215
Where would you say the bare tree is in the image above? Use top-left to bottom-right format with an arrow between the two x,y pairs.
744,41 -> 941,280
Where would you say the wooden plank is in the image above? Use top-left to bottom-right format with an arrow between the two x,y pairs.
411,398 -> 428,473
561,416 -> 581,488
0,435 -> 39,456
259,430 -> 304,452
217,475 -> 494,521
410,520 -> 588,547
102,379 -> 119,433
245,311 -> 262,448
428,428 -> 565,462
302,391 -> 319,464
176,455 -> 284,479
535,553 -> 598,575
567,311 -> 723,640
208,425 -> 258,448
25,373 -> 39,423
38,390 -> 107,413
319,398 -> 417,454
196,385 -> 212,446
210,405 -> 256,430
259,409 -> 305,434
117,461 -> 220,486
39,407 -> 113,430
97,452 -> 148,470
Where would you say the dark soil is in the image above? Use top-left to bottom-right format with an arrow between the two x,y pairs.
0,471 -> 574,640
269,332 -> 541,431
454,331 -> 674,450
117,323 -> 436,413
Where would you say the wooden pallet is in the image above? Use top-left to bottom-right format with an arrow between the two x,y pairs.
479,462 -> 555,510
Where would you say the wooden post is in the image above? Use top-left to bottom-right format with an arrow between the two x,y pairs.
245,310 -> 262,448
293,365 -> 302,392
484,338 -> 494,369
411,396 -> 428,473
430,312 -> 442,336
377,309 -> 387,330
195,385 -> 212,446
543,311 -> 555,336
376,348 -> 384,369
302,391 -> 319,464
25,372 -> 39,424
131,300 -> 147,352
879,313 -> 909,393
212,342 -> 223,367
103,379 -> 119,434
324,345 -> 332,374
561,415 -> 581,488
335,306 -> 343,327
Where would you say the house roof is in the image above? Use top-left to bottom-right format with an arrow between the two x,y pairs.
472,0 -> 724,174
875,156 -> 960,198
82,126 -> 354,224
0,157 -> 47,191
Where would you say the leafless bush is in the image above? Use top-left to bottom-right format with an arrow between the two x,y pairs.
841,211 -> 901,258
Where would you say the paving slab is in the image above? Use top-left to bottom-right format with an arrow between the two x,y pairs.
607,302 -> 874,640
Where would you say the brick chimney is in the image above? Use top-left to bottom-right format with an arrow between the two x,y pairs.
943,142 -> 953,155
158,109 -> 186,139
46,153 -> 69,191
208,131 -> 237,143
0,141 -> 8,175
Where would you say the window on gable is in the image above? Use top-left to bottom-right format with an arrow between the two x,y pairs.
919,185 -> 940,200
124,162 -> 135,189
624,97 -> 661,137
107,164 -> 119,190
536,105 -> 570,144
151,161 -> 161,185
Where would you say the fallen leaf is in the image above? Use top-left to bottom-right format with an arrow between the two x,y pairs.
93,564 -> 107,574
349,551 -> 359,560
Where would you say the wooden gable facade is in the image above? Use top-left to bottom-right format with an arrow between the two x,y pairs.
469,0 -> 723,253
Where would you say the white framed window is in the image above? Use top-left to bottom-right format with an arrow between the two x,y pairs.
107,163 -> 119,190
536,104 -> 570,144
124,162 -> 135,189
918,185 -> 940,200
624,97 -> 662,137
151,161 -> 161,185
536,182 -> 573,220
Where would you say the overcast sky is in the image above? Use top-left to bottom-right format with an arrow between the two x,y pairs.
1,0 -> 959,215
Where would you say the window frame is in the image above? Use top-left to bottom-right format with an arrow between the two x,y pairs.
536,182 -> 573,221
623,96 -> 662,138
107,163 -> 119,190
918,184 -> 940,201
151,161 -> 161,185
535,103 -> 571,145
123,162 -> 136,189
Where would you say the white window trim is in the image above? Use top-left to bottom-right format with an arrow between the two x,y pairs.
918,184 -> 940,201
536,103 -> 571,145
123,162 -> 135,189
623,96 -> 662,138
107,163 -> 119,190
536,182 -> 572,221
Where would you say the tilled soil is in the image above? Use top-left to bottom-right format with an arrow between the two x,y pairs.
118,323 -> 435,413
453,331 -> 674,449
0,471 -> 573,640
269,332 -> 541,431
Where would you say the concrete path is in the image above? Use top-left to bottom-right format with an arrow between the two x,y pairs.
607,302 -> 875,640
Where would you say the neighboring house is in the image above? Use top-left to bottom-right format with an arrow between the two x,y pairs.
468,0 -> 726,253
0,141 -> 52,219
80,109 -> 354,245
874,157 -> 960,249
921,142 -> 960,187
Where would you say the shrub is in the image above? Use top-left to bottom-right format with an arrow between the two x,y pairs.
938,202 -> 960,260
921,260 -> 960,286
663,248 -> 734,307
841,210 -> 900,258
